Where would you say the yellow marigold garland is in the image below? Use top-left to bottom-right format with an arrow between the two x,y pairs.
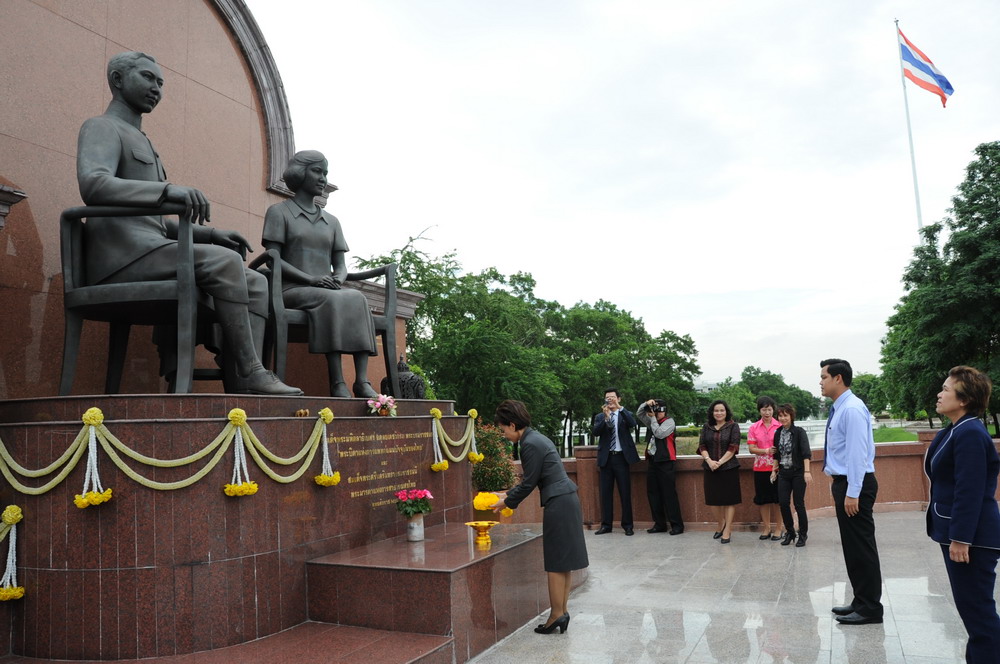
223,481 -> 258,496
1,504 -> 24,601
314,472 -> 340,486
313,408 -> 339,487
77,408 -> 111,508
0,405 -> 333,500
1,506 -> 21,526
73,488 -> 112,509
429,407 -> 480,469
472,492 -> 514,517
473,492 -> 499,510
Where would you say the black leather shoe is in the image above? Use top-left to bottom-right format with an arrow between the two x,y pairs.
759,532 -> 773,540
780,532 -> 796,546
831,605 -> 855,616
534,613 -> 570,634
720,537 -> 731,544
713,531 -> 722,539
647,525 -> 667,533
796,533 -> 807,547
669,527 -> 684,535
594,526 -> 612,535
836,612 -> 882,625
234,368 -> 304,396
624,528 -> 634,536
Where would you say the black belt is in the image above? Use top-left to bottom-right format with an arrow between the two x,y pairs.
610,450 -> 622,455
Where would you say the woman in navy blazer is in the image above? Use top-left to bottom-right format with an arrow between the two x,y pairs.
493,400 -> 589,635
926,365 -> 1000,663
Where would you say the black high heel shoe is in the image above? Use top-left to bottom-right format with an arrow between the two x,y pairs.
534,613 -> 570,634
780,532 -> 797,546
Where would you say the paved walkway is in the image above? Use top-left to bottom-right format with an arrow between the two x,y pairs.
471,511 -> 992,663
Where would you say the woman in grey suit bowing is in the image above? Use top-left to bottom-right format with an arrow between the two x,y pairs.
926,366 -> 1000,663
492,400 -> 589,635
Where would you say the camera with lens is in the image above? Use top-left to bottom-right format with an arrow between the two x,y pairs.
652,404 -> 666,413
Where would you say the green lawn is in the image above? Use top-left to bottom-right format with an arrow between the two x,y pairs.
872,427 -> 918,442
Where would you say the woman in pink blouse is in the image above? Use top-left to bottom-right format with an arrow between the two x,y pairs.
748,396 -> 782,540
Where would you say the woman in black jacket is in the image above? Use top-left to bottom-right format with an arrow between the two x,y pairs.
493,400 -> 589,635
770,403 -> 812,547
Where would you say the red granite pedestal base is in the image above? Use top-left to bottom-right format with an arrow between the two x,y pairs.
0,394 -> 477,660
307,522 -> 587,663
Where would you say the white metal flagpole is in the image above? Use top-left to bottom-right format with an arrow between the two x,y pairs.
895,19 -> 924,231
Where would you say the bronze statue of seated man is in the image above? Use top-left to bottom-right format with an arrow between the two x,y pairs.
76,51 -> 300,395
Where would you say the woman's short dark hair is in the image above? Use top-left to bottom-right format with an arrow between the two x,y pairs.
756,395 -> 777,411
707,400 -> 733,424
947,366 -> 993,417
282,150 -> 327,192
495,400 -> 532,430
776,403 -> 797,422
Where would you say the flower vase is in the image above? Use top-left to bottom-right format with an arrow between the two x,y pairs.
407,513 -> 425,542
378,407 -> 390,416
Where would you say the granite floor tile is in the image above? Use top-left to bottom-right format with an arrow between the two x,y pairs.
471,512 -> 973,664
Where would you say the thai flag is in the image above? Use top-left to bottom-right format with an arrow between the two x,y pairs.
898,28 -> 954,107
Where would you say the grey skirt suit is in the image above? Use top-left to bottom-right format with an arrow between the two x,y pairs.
503,428 -> 589,572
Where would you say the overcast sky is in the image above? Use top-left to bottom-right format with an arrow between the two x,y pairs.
243,0 -> 1000,397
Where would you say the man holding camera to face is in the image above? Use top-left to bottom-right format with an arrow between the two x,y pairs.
637,399 -> 684,535
592,388 -> 640,535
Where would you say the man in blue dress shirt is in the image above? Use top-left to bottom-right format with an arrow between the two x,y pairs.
820,358 -> 884,625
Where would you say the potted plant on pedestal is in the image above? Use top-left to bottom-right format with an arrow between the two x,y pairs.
395,488 -> 433,541
471,422 -> 517,519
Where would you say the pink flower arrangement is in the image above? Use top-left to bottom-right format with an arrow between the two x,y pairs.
395,488 -> 433,517
367,394 -> 397,416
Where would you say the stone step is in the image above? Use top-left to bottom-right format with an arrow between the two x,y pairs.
306,521 -> 579,662
0,621 -> 454,664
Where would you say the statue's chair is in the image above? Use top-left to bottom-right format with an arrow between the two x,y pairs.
249,251 -> 401,397
58,204 -> 221,395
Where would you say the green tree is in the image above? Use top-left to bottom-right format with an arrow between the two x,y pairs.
881,141 -> 1000,428
738,366 -> 820,419
704,378 -> 756,423
359,237 -> 701,440
850,373 -> 887,415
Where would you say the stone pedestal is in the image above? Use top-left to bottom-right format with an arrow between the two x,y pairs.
0,394 -> 473,660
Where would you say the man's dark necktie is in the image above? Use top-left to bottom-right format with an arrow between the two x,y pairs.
824,405 -> 834,472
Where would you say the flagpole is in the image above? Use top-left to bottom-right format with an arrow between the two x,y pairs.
895,19 -> 924,231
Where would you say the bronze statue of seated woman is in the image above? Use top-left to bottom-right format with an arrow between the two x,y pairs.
262,150 -> 379,398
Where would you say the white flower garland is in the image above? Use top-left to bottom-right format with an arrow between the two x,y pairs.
0,505 -> 24,600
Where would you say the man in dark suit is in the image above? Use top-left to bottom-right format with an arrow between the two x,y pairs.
592,387 -> 639,535
76,51 -> 300,395
820,358 -> 883,625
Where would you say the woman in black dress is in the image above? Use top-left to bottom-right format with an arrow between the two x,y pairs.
493,400 -> 588,635
770,403 -> 812,547
698,400 -> 742,543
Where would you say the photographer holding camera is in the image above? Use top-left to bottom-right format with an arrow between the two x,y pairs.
637,399 -> 684,535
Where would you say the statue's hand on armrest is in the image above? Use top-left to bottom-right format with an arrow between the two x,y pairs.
207,229 -> 253,260
312,274 -> 340,290
164,184 -> 210,224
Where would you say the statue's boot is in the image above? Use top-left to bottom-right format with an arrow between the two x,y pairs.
352,353 -> 378,398
216,301 -> 302,396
